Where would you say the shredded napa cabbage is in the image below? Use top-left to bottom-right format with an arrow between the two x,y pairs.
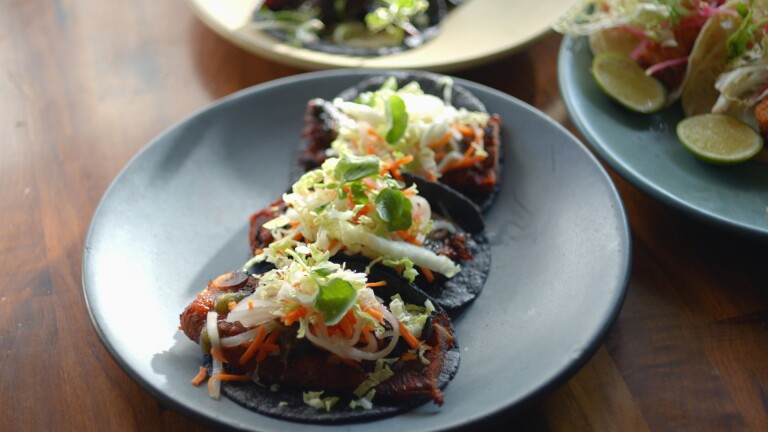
225,248 -> 414,364
254,156 -> 460,280
353,364 -> 395,397
349,389 -> 377,410
302,391 -> 339,412
710,2 -> 768,111
389,294 -> 435,338
329,80 -> 490,180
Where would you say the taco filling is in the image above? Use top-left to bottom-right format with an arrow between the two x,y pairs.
676,0 -> 768,161
249,155 -> 490,310
300,74 -> 501,209
554,0 -> 729,98
179,249 -> 459,422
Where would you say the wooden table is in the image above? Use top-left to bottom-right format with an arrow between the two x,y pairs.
2,1 -> 766,430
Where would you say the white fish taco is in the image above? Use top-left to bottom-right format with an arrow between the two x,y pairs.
554,0 -> 727,102
681,0 -> 768,161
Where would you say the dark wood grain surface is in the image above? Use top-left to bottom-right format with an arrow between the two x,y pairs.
2,1 -> 767,431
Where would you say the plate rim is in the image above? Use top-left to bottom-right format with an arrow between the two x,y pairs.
82,68 -> 632,430
558,35 -> 768,238
186,0 -> 565,72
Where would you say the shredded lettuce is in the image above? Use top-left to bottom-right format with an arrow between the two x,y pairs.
353,364 -> 395,397
389,294 -> 433,338
349,389 -> 377,410
303,391 -> 340,412
331,81 -> 489,181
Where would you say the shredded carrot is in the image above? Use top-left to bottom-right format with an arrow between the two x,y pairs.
363,307 -> 384,323
210,347 -> 228,363
239,326 -> 267,365
366,127 -> 381,140
365,280 -> 387,287
208,373 -> 251,396
247,300 -> 254,310
334,310 -> 357,337
443,154 -> 485,174
290,220 -> 300,228
228,301 -> 237,311
454,155 -> 485,169
420,267 -> 435,283
428,132 -> 453,150
391,166 -> 403,181
343,185 -> 354,206
397,230 -> 422,246
191,367 -> 208,386
393,154 -> 414,167
400,352 -> 418,362
353,204 -> 371,222
255,327 -> 282,361
454,123 -> 475,138
463,145 -> 476,158
398,322 -> 420,350
427,173 -> 437,181
254,248 -> 263,255
326,238 -> 341,252
282,305 -> 307,326
380,155 -> 413,181
358,325 -> 374,344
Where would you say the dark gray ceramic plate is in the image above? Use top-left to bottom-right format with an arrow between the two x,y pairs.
559,36 -> 768,237
83,70 -> 630,431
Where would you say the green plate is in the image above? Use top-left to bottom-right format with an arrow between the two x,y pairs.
559,36 -> 768,238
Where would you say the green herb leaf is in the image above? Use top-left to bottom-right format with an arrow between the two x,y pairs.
727,7 -> 754,62
386,94 -> 408,144
314,278 -> 358,325
311,261 -> 338,278
380,76 -> 398,92
375,187 -> 413,231
355,92 -> 375,106
334,154 -> 381,183
350,181 -> 370,204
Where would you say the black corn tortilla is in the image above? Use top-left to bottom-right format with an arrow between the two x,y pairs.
206,264 -> 460,424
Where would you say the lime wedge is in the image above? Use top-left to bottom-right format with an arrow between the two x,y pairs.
676,114 -> 764,164
591,52 -> 666,113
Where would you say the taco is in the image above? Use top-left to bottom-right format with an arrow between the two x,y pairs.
681,0 -> 768,161
554,0 -> 726,101
179,252 -> 460,423
249,155 -> 490,311
251,0 -> 447,57
300,71 -> 502,211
